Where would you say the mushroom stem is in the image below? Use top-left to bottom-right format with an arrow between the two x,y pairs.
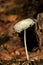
24,30 -> 29,61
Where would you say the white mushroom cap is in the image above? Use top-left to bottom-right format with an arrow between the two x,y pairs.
14,18 -> 35,33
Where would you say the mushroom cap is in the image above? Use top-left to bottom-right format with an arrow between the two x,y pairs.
14,18 -> 35,33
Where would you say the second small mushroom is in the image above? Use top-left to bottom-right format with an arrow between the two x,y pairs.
14,18 -> 35,61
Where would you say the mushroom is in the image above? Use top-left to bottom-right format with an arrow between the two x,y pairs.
14,18 -> 36,61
